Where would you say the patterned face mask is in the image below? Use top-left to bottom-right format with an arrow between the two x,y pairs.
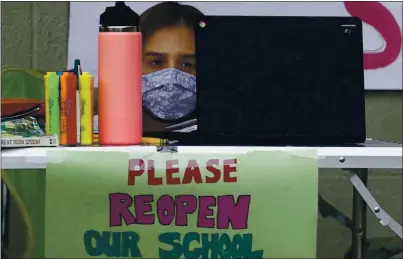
142,68 -> 196,121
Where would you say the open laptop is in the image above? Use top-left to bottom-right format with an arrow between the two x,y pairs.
149,16 -> 366,146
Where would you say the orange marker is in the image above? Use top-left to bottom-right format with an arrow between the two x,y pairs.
60,72 -> 77,146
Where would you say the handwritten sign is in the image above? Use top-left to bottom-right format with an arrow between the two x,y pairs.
45,150 -> 319,258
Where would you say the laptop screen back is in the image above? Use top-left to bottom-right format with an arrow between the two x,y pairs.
195,16 -> 366,144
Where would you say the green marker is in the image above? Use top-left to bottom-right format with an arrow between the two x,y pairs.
46,72 -> 61,138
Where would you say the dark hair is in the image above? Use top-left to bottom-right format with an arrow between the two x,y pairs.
140,2 -> 203,43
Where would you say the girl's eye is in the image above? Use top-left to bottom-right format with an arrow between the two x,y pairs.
151,59 -> 163,66
181,62 -> 195,68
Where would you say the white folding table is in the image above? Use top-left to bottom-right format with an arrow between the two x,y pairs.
1,139 -> 402,259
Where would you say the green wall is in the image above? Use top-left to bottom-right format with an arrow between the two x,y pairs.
2,2 -> 402,258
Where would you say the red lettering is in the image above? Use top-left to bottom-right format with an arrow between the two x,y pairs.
166,159 -> 180,185
182,160 -> 203,184
128,159 -> 144,185
147,160 -> 162,185
205,159 -> 221,183
223,159 -> 237,183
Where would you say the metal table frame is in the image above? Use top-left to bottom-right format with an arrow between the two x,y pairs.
1,139 -> 402,259
352,169 -> 368,259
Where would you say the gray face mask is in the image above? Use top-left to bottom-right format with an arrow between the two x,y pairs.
142,68 -> 196,121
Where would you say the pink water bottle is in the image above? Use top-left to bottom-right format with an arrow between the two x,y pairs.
98,1 -> 142,145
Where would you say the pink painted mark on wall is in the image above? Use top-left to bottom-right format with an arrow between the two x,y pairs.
344,1 -> 402,70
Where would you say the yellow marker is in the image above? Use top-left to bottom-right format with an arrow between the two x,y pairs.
44,73 -> 50,135
79,72 -> 94,145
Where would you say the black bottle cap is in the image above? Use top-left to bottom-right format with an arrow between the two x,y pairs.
100,1 -> 140,27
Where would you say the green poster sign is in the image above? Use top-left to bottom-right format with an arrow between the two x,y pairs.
45,150 -> 319,258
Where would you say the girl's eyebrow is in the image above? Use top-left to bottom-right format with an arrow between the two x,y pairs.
144,52 -> 195,59
181,54 -> 196,59
144,51 -> 165,57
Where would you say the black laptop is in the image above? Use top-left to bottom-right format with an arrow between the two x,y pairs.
193,15 -> 366,146
148,16 -> 366,146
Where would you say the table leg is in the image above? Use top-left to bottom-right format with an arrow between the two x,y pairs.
351,168 -> 368,259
